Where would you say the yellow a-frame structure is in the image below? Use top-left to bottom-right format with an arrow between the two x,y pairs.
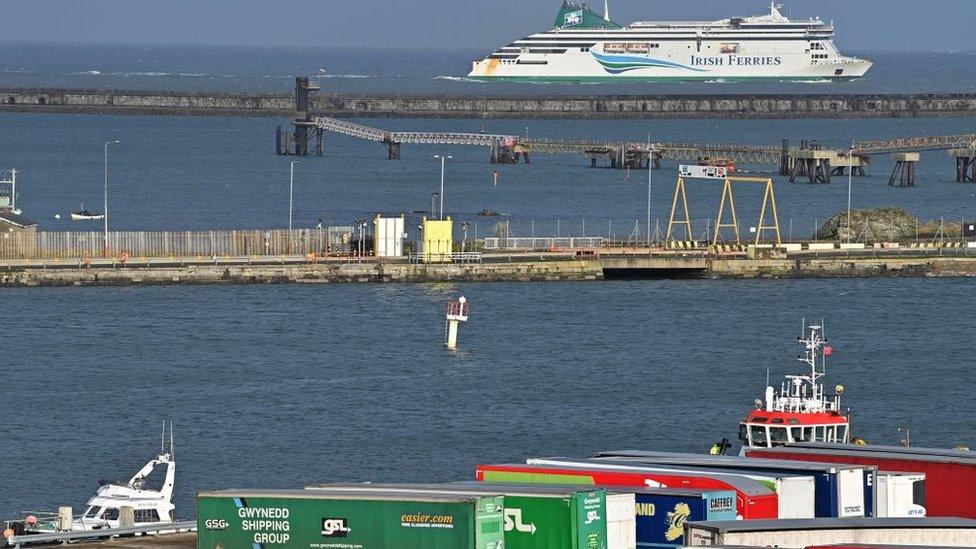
666,175 -> 782,246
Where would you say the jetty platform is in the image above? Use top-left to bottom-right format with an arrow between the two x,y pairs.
2,87 -> 976,120
4,247 -> 976,287
68,533 -> 195,548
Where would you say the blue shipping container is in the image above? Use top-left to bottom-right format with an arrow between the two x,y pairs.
594,451 -> 874,518
629,488 -> 737,548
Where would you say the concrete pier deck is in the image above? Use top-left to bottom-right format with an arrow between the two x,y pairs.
3,249 -> 976,287
2,88 -> 976,119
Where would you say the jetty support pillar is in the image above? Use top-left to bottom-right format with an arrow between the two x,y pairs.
789,150 -> 836,184
952,149 -> 976,182
889,152 -> 919,187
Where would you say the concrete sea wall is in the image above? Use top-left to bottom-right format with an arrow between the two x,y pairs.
3,255 -> 976,287
2,88 -> 975,119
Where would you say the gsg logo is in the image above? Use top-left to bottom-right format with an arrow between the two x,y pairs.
322,518 -> 351,537
204,519 -> 229,530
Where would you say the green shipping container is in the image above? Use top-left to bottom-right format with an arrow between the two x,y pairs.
197,489 -> 505,549
304,483 -> 609,549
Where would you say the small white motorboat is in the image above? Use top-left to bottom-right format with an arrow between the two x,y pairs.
3,424 -> 178,540
70,204 -> 104,221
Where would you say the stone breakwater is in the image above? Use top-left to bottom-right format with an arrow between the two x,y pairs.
3,255 -> 976,287
2,88 -> 975,119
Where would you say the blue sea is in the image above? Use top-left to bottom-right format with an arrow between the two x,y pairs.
0,43 -> 975,520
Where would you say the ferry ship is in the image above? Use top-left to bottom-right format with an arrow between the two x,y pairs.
468,1 -> 872,82
739,322 -> 852,450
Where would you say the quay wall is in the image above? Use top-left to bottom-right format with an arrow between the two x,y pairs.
1,88 -> 976,119
3,255 -> 976,287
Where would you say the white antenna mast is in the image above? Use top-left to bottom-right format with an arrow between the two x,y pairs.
604,0 -> 610,21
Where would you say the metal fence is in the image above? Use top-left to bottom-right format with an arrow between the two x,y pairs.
0,229 -> 343,260
483,237 -> 604,251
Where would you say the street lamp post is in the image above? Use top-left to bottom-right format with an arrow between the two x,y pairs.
646,134 -> 653,247
289,161 -> 299,231
103,140 -> 120,257
846,143 -> 854,243
434,155 -> 452,220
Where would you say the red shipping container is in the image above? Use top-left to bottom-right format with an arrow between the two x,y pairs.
748,446 -> 976,518
475,462 -> 778,520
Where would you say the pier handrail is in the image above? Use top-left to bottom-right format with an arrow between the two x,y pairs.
4,520 -> 196,548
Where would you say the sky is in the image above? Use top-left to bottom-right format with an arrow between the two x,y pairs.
3,0 -> 973,52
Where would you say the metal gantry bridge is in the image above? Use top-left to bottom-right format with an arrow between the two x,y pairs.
853,134 -> 976,154
314,116 -> 787,165
313,116 -> 976,170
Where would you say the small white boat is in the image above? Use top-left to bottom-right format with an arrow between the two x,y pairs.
70,203 -> 103,221
3,424 -> 178,539
70,209 -> 104,221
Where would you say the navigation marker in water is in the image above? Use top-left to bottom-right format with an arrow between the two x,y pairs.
444,296 -> 470,350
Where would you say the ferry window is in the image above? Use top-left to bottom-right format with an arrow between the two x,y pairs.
84,506 -> 100,519
750,425 -> 769,446
739,424 -> 749,442
836,425 -> 848,442
720,43 -> 739,54
814,426 -> 825,440
825,426 -> 836,442
101,508 -> 120,521
770,427 -> 789,446
803,427 -> 814,441
134,509 -> 160,523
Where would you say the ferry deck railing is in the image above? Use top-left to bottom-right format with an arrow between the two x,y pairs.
4,520 -> 195,548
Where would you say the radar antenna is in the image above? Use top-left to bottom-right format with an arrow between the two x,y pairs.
604,0 -> 610,21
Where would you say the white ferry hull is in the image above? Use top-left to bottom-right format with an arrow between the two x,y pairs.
470,50 -> 872,82
469,2 -> 873,83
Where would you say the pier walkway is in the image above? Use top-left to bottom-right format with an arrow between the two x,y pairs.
313,116 -> 976,169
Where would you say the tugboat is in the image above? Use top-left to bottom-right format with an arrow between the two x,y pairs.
738,322 -> 851,450
3,425 -> 178,540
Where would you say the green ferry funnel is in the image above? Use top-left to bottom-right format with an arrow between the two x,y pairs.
554,1 -> 622,29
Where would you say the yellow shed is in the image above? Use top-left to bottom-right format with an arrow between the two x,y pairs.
422,216 -> 453,263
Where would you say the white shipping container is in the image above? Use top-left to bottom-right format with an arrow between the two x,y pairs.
775,476 -> 817,519
606,492 -> 636,549
837,467 -> 867,517
685,517 -> 976,548
877,471 -> 926,517
374,215 -> 405,257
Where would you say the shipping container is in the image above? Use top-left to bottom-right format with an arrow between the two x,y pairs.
526,458 -> 800,519
197,489 -> 505,549
876,472 -> 926,518
583,457 -> 814,519
594,451 -> 868,518
605,493 -> 636,549
476,477 -> 737,549
806,544 -> 973,549
685,517 -> 976,548
304,483 -> 609,549
476,462 -> 777,520
747,445 -> 976,518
